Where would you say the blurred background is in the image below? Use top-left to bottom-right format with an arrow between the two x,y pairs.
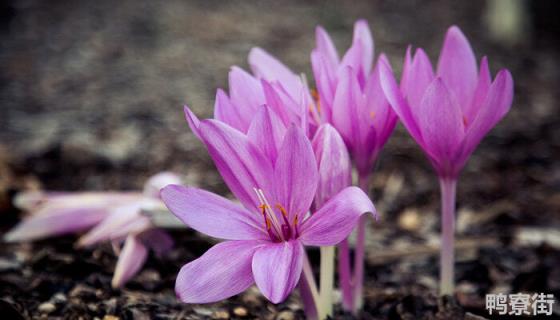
1,0 -> 559,319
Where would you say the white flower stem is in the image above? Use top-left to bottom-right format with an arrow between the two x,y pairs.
318,246 -> 335,319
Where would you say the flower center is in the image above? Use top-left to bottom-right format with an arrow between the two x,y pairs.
254,188 -> 299,242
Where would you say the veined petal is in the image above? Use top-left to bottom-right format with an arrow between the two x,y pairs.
4,207 -> 109,242
379,58 -> 425,147
248,47 -> 301,97
310,50 -> 336,122
184,105 -> 202,140
228,66 -> 265,130
247,105 -> 287,163
436,26 -> 478,111
312,124 -> 351,208
405,48 -> 435,109
214,89 -> 247,132
274,125 -> 318,222
252,240 -> 303,304
352,19 -> 374,75
417,78 -> 465,163
332,66 -> 362,148
199,120 -> 274,212
143,172 -> 182,199
176,240 -> 261,303
461,69 -> 513,160
465,56 -> 491,124
315,26 -> 339,71
77,203 -> 151,247
111,235 -> 148,288
161,185 -> 266,240
299,186 -> 376,246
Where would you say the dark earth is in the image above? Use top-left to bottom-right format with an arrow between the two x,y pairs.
1,0 -> 560,319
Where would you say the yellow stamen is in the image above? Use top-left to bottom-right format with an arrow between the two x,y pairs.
293,215 -> 298,226
276,204 -> 288,218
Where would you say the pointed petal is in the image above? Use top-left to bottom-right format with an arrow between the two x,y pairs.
378,58 -> 425,146
111,235 -> 148,288
184,105 -> 202,140
77,203 -> 151,247
332,67 -> 362,147
176,240 -> 261,303
299,186 -> 376,246
417,78 -> 465,163
274,125 -> 318,221
4,207 -> 109,242
199,119 -> 274,211
312,124 -> 351,208
352,19 -> 374,74
400,46 -> 413,92
464,56 -> 491,124
405,48 -> 435,109
143,172 -> 182,199
214,89 -> 246,132
252,240 -> 303,303
310,50 -> 336,122
248,47 -> 301,96
247,105 -> 287,162
462,69 -> 513,159
437,26 -> 478,111
315,26 -> 339,71
161,185 -> 266,240
228,66 -> 265,131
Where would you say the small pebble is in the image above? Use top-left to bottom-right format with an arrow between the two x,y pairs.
103,316 -> 120,320
38,302 -> 56,314
398,209 -> 421,231
211,310 -> 229,319
233,306 -> 248,317
275,310 -> 295,320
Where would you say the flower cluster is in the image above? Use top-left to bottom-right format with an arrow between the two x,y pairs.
5,19 -> 513,320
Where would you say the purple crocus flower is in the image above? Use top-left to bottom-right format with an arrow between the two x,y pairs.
379,26 -> 514,295
310,20 -> 398,179
5,172 -> 180,288
161,121 -> 375,304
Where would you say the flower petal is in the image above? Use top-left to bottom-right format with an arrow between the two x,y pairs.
252,240 -> 303,303
161,185 -> 266,240
404,48 -> 435,109
111,234 -> 148,288
299,186 -> 376,246
184,105 -> 202,140
176,240 -> 261,303
379,58 -> 425,147
315,26 -> 339,72
352,19 -> 374,75
274,125 -> 318,222
417,78 -> 465,163
214,89 -> 247,132
312,124 -> 351,208
248,47 -> 301,97
464,56 -> 491,124
436,26 -> 478,111
228,66 -> 265,131
4,207 -> 108,242
199,119 -> 274,212
461,69 -> 513,160
247,105 -> 287,162
332,66 -> 362,148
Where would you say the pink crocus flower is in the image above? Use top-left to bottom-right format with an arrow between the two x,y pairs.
5,172 -> 180,288
379,26 -> 514,295
161,120 -> 375,304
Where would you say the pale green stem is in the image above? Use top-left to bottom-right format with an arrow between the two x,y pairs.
318,246 -> 335,319
439,177 -> 457,296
